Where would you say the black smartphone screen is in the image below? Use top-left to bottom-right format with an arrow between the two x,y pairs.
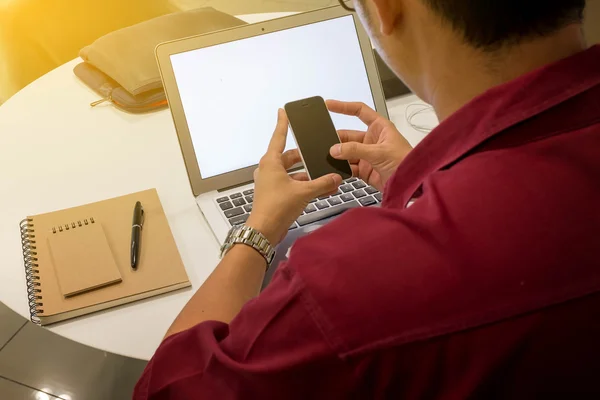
285,96 -> 353,180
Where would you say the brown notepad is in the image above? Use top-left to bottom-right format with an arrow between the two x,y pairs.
48,221 -> 122,297
19,189 -> 190,325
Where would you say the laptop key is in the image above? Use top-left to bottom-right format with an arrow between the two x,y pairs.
353,189 -> 367,199
352,181 -> 367,190
229,213 -> 249,226
219,201 -> 234,211
345,178 -> 358,183
225,207 -> 244,218
304,204 -> 317,214
318,195 -> 330,200
297,201 -> 360,226
374,193 -> 383,203
359,196 -> 377,207
217,197 -> 229,203
230,193 -> 243,199
244,204 -> 253,213
232,198 -> 246,207
340,193 -> 354,202
243,189 -> 254,195
340,184 -> 354,193
309,198 -> 318,203
315,201 -> 330,210
328,197 -> 342,206
365,186 -> 378,195
245,195 -> 253,203
334,190 -> 342,196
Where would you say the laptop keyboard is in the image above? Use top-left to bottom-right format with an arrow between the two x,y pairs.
216,178 -> 382,229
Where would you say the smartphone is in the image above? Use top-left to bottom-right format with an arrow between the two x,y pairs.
284,96 -> 353,180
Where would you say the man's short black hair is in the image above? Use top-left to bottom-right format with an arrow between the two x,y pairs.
422,0 -> 586,50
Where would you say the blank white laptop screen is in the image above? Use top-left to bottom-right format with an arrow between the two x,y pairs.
170,15 -> 376,179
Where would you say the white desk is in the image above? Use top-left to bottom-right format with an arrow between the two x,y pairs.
0,12 -> 436,360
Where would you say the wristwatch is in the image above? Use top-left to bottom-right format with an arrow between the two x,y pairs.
220,225 -> 276,268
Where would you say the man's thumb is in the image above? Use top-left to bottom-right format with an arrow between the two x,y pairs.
308,174 -> 342,198
330,142 -> 372,161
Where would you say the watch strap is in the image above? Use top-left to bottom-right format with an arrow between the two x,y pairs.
220,225 -> 276,268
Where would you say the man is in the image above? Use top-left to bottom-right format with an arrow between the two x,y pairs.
134,0 -> 600,398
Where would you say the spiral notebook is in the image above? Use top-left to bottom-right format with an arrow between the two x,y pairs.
20,189 -> 190,325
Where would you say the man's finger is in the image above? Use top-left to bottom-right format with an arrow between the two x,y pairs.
281,149 -> 302,169
338,129 -> 366,144
330,141 -> 375,161
267,109 -> 289,154
338,130 -> 365,164
306,173 -> 343,198
290,172 -> 309,181
326,100 -> 379,125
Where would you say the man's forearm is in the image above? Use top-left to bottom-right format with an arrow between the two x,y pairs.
164,245 -> 267,339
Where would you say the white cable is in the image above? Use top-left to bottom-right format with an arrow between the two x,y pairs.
405,103 -> 437,133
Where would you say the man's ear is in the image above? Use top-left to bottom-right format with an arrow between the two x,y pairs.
371,0 -> 401,36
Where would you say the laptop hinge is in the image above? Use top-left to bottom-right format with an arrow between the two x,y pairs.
218,180 -> 254,193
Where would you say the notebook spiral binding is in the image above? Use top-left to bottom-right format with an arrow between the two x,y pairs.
20,217 -> 97,324
20,218 -> 42,324
51,217 -> 95,234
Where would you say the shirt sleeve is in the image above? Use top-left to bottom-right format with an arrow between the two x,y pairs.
133,263 -> 354,400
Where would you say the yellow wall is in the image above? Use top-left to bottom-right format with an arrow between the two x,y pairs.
0,0 -> 177,102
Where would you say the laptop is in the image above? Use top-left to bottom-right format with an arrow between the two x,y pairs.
156,6 -> 388,276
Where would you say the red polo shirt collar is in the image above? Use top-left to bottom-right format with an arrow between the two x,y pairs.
388,45 -> 600,208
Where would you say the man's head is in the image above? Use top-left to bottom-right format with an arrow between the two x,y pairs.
342,0 -> 586,107
353,0 -> 586,49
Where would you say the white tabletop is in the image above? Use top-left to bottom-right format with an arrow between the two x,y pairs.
0,12 -> 436,360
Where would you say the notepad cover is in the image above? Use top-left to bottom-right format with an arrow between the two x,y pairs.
48,222 -> 122,297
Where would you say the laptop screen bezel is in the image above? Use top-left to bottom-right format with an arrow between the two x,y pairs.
156,6 -> 389,197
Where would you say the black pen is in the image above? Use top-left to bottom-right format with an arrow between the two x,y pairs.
131,201 -> 144,270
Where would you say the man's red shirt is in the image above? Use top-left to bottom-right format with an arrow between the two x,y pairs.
134,46 -> 600,399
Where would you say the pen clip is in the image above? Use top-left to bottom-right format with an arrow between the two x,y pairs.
133,201 -> 145,229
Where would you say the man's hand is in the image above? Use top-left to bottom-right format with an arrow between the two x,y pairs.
246,109 -> 343,246
327,100 -> 413,192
